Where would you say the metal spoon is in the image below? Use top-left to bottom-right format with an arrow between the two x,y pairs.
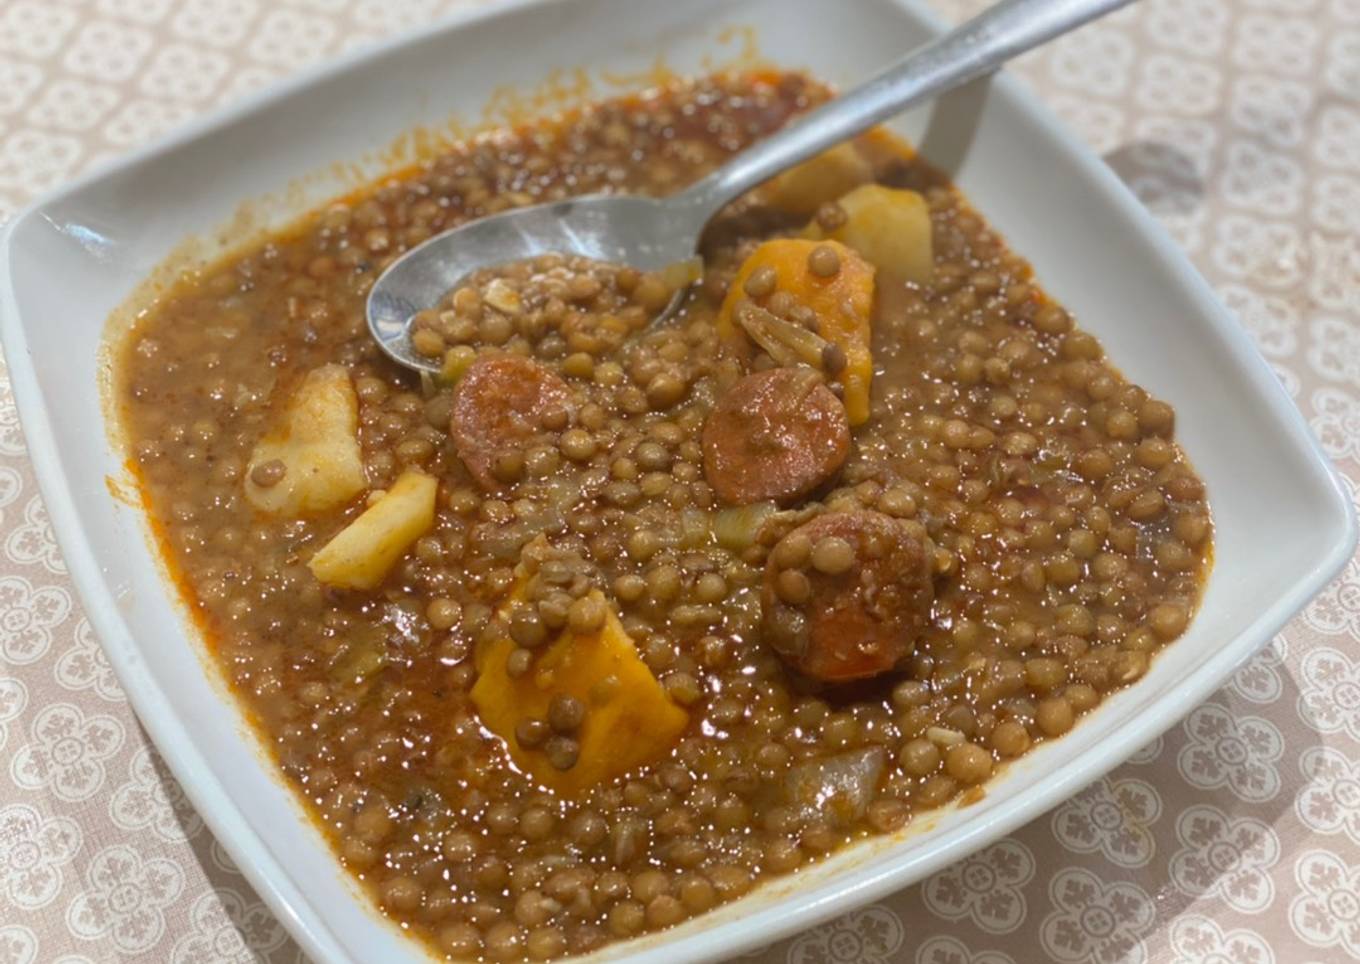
368,0 -> 1132,373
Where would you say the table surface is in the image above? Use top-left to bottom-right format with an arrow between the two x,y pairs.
1,0 -> 1358,961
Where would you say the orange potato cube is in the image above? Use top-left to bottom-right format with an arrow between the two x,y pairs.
471,591 -> 688,796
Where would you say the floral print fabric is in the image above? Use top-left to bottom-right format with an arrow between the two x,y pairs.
1,0 -> 1359,960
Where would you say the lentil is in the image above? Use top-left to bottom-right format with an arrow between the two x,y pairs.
548,694 -> 586,733
807,244 -> 841,277
809,536 -> 854,575
249,458 -> 287,487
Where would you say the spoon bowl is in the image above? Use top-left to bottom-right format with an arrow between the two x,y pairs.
367,0 -> 1133,373
368,193 -> 705,373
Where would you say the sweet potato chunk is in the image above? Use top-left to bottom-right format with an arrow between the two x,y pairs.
308,471 -> 437,590
244,364 -> 366,517
716,238 -> 876,425
808,184 -> 933,284
472,590 -> 688,796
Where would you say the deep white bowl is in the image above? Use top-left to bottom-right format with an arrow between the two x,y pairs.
0,0 -> 1353,961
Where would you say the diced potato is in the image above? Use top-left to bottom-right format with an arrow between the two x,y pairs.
807,184 -> 933,284
244,364 -> 366,516
308,471 -> 437,590
471,590 -> 689,796
716,238 -> 876,425
765,143 -> 873,215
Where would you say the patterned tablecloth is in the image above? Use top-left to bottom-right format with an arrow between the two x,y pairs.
1,0 -> 1358,961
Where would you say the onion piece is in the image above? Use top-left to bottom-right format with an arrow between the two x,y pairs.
679,508 -> 713,549
926,726 -> 966,747
713,501 -> 779,552
735,301 -> 830,369
783,746 -> 888,828
329,628 -> 387,684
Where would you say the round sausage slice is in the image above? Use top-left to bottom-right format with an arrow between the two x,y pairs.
702,367 -> 850,506
762,511 -> 934,682
451,353 -> 572,491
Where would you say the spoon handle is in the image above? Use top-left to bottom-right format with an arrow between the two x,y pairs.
675,0 -> 1134,218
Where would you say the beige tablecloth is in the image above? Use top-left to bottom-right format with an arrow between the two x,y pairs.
1,0 -> 1358,961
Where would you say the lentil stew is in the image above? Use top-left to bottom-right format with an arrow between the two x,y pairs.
115,70 -> 1212,962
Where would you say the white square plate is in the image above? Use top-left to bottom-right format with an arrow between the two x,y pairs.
1,0 -> 1354,961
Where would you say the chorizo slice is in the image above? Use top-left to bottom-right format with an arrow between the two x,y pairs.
702,367 -> 850,507
762,510 -> 934,682
450,353 -> 572,491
